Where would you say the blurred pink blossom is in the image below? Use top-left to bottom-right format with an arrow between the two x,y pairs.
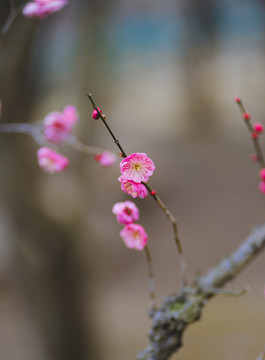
37,147 -> 69,173
43,105 -> 79,144
259,181 -> 265,194
118,175 -> 148,199
120,223 -> 148,251
62,105 -> 79,127
253,123 -> 264,134
112,201 -> 139,225
120,153 -> 155,183
260,168 -> 265,181
23,0 -> 68,19
94,151 -> 117,167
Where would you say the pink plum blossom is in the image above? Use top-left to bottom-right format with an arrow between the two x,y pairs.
118,175 -> 148,199
120,153 -> 155,183
62,105 -> 79,128
260,168 -> 265,181
43,105 -> 79,144
120,223 -> 148,251
112,201 -> 139,225
23,0 -> 68,19
94,151 -> 117,167
37,147 -> 69,173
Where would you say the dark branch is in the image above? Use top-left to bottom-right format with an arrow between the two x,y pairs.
136,224 -> 265,360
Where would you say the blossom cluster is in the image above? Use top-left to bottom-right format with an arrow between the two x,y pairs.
23,0 -> 68,19
112,201 -> 148,251
118,153 -> 155,198
37,105 -> 78,173
37,105 -> 116,173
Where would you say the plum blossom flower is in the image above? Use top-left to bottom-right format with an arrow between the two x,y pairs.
120,153 -> 155,183
94,151 -> 117,167
23,0 -> 68,19
43,105 -> 79,144
120,223 -> 148,251
62,105 -> 79,128
37,147 -> 69,173
112,201 -> 139,225
260,168 -> 265,181
118,175 -> 148,199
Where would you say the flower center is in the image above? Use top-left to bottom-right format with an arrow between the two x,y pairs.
133,230 -> 140,239
133,163 -> 141,171
124,207 -> 132,216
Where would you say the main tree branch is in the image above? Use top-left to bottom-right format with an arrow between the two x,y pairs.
136,224 -> 265,360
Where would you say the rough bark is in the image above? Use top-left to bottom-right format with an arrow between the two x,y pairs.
136,224 -> 265,360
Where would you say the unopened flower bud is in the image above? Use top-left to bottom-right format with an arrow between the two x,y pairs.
243,112 -> 251,121
250,153 -> 258,162
92,107 -> 101,120
253,123 -> 264,134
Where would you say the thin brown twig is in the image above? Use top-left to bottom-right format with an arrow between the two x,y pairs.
0,2 -> 26,54
235,99 -> 265,168
87,93 -> 187,286
144,245 -> 156,315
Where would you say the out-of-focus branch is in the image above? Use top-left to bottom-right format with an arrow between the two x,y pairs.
0,122 -> 45,145
136,224 -> 265,360
257,345 -> 265,360
0,2 -> 26,54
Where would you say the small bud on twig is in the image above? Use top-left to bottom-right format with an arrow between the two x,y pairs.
253,123 -> 264,134
243,112 -> 251,121
250,153 -> 258,162
92,107 -> 102,120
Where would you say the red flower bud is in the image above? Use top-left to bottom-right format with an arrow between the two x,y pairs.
92,107 -> 101,120
243,112 -> 251,121
250,153 -> 258,162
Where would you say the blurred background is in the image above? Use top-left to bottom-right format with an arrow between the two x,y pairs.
0,0 -> 265,359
